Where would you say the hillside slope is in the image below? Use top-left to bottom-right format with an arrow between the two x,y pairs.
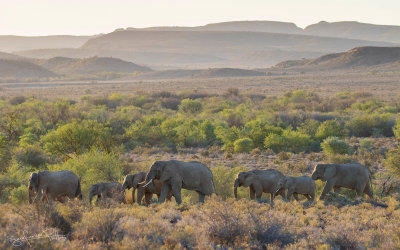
0,59 -> 57,78
274,46 -> 400,71
36,56 -> 152,75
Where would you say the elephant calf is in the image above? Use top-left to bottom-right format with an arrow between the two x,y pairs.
234,169 -> 286,202
28,170 -> 82,204
276,176 -> 315,201
122,172 -> 172,205
311,163 -> 373,200
89,182 -> 126,205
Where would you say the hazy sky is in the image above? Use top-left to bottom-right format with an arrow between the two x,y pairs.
1,0 -> 400,36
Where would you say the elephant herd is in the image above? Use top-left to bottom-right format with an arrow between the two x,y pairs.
28,160 -> 374,205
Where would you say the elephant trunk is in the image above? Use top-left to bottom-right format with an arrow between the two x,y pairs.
234,178 -> 239,199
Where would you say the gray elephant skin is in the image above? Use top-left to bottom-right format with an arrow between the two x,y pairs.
28,170 -> 82,204
234,169 -> 286,202
89,182 -> 126,205
276,176 -> 315,201
142,160 -> 215,205
311,163 -> 373,200
122,172 -> 173,205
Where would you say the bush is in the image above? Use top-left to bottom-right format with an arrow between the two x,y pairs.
394,119 -> 400,138
316,120 -> 346,140
297,119 -> 320,138
346,114 -> 394,137
233,138 -> 254,153
42,120 -> 114,159
264,130 -> 312,153
9,185 -> 28,205
212,166 -> 247,199
385,146 -> 400,177
321,136 -> 350,156
179,99 -> 203,114
14,145 -> 47,168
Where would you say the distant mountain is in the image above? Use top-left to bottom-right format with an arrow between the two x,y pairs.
304,21 -> 400,44
137,21 -> 302,34
35,56 -> 152,75
0,59 -> 57,78
0,35 -> 94,53
123,68 -> 266,80
274,46 -> 400,71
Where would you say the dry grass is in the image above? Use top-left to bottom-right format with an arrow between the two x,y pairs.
1,71 -> 400,100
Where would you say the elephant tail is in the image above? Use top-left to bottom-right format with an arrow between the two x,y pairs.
75,179 -> 83,200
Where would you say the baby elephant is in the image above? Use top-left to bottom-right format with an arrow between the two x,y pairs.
276,176 -> 316,201
89,182 -> 126,205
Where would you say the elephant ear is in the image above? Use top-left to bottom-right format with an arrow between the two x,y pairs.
323,165 -> 337,181
158,162 -> 172,182
242,172 -> 254,187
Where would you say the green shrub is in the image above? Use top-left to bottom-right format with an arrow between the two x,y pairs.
9,185 -> 28,205
345,114 -> 394,137
233,138 -> 255,153
179,99 -> 203,114
14,145 -> 47,168
125,115 -> 164,146
212,166 -> 247,199
297,119 -> 320,138
264,130 -> 312,153
321,136 -> 350,156
385,146 -> 400,177
316,120 -> 346,140
42,120 -> 114,159
394,119 -> 400,139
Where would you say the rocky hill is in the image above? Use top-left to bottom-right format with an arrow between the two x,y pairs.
274,46 -> 400,71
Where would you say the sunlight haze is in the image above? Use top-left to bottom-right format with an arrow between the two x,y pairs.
1,0 -> 400,35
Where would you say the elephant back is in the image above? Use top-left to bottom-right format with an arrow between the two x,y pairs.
39,170 -> 80,198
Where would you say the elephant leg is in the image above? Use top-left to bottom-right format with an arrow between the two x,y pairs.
166,192 -> 173,201
249,187 -> 256,200
333,187 -> 340,193
131,188 -> 136,204
137,188 -> 144,205
287,190 -> 293,201
293,193 -> 300,201
320,181 -> 335,200
144,192 -> 153,205
356,182 -> 366,198
159,183 -> 172,203
198,192 -> 205,203
364,182 -> 373,199
171,180 -> 182,205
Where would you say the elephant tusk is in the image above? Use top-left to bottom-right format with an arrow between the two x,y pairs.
142,179 -> 153,188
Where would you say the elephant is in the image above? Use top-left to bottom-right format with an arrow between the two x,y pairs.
142,160 -> 215,205
275,176 -> 316,201
28,170 -> 82,204
311,163 -> 373,200
89,182 -> 126,205
234,169 -> 286,202
122,172 -> 172,205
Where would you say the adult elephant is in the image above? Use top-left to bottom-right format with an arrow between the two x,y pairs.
89,182 -> 126,205
142,160 -> 215,205
234,169 -> 286,202
311,163 -> 373,200
122,172 -> 172,205
28,170 -> 82,204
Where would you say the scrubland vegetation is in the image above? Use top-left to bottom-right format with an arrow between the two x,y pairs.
1,88 -> 399,249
